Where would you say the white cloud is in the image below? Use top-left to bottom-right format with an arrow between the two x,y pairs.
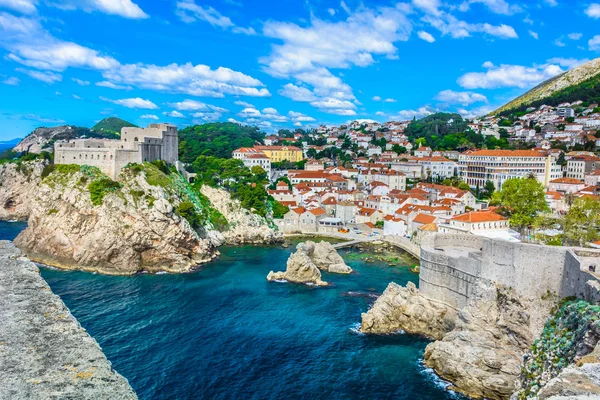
288,111 -> 316,122
417,30 -> 436,43
279,83 -> 318,102
168,99 -> 228,113
16,67 -> 61,83
435,89 -> 488,106
20,113 -> 65,123
141,114 -> 159,120
234,100 -> 254,108
2,76 -> 20,85
372,96 -> 382,101
546,57 -> 589,68
54,0 -> 148,19
554,38 -> 566,47
523,16 -> 533,25
96,81 -> 132,90
375,111 -> 386,116
585,4 -> 600,19
72,77 -> 90,85
72,94 -> 81,100
568,32 -> 583,40
0,0 -> 36,14
590,35 -> 600,51
466,0 -> 522,15
384,98 -> 396,103
528,30 -> 538,40
163,110 -> 186,118
457,105 -> 494,119
261,3 -> 412,112
457,61 -> 564,89
328,8 -> 335,16
176,0 -> 254,34
544,0 -> 557,6
395,106 -> 436,120
101,97 -> 158,109
0,13 -> 270,99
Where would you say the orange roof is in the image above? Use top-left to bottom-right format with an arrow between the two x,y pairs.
418,223 -> 438,231
452,211 -> 507,223
321,197 -> 338,205
291,207 -> 306,215
550,178 -> 584,184
364,222 -> 376,229
254,145 -> 302,151
413,213 -> 437,224
358,207 -> 377,216
308,208 -> 327,216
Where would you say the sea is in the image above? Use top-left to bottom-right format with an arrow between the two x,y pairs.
1,222 -> 465,400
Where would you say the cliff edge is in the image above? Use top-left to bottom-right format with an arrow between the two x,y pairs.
0,241 -> 137,399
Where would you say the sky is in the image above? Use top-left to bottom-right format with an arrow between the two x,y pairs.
0,0 -> 599,140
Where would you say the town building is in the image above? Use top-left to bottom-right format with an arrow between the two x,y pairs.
566,155 -> 599,180
232,148 -> 272,174
55,123 -> 178,179
458,149 -> 561,189
438,210 -> 514,241
252,145 -> 303,162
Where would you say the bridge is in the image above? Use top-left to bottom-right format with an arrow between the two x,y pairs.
333,238 -> 376,249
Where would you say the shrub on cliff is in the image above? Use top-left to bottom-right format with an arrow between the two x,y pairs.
88,179 -> 123,206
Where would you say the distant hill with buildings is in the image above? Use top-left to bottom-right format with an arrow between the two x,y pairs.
13,125 -> 119,154
91,117 -> 137,135
494,57 -> 600,115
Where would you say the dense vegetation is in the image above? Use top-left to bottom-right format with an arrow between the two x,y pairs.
534,196 -> 600,246
178,122 -> 265,162
517,298 -> 600,399
91,117 -> 137,135
491,176 -> 549,229
498,72 -> 600,116
189,155 -> 288,218
0,150 -> 53,165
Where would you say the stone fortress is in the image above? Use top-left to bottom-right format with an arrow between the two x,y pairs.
419,234 -> 600,310
54,123 -> 178,179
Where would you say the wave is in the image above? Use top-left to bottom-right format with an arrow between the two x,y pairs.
349,322 -> 365,336
418,361 -> 461,398
341,291 -> 380,299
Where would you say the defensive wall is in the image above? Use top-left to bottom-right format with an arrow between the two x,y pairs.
419,234 -> 600,310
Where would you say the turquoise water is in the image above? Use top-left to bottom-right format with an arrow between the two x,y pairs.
2,222 -> 462,399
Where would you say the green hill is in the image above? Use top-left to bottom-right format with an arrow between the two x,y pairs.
494,57 -> 600,115
178,122 -> 264,163
92,117 -> 137,135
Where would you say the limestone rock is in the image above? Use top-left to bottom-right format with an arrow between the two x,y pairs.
267,245 -> 327,286
0,160 -> 46,220
0,241 -> 137,399
300,240 -> 353,274
360,282 -> 455,338
15,166 -> 216,275
200,185 -> 283,245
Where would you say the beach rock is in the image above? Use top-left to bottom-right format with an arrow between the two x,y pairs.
301,240 -> 352,274
360,282 -> 455,338
0,241 -> 137,399
267,246 -> 327,286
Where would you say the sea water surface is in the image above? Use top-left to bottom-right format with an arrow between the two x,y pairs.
2,222 -> 462,399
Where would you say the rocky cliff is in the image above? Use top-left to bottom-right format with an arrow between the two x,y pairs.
361,280 -> 556,399
0,241 -> 137,399
13,125 -> 117,154
200,185 -> 282,245
267,244 -> 327,286
2,161 -> 280,275
0,160 -> 47,220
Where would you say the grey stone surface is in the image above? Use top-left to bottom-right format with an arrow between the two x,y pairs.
0,241 -> 137,399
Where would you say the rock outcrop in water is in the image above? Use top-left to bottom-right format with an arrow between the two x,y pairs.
303,240 -> 352,274
360,282 -> 455,338
0,241 -> 137,399
5,161 -> 280,275
267,243 -> 327,286
361,280 -> 556,399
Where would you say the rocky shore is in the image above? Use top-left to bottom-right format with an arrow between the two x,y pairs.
267,240 -> 351,285
0,241 -> 137,399
0,161 -> 280,275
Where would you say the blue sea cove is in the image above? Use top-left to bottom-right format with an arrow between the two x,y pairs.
2,222 -> 463,399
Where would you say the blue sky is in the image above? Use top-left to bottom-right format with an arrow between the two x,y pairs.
0,0 -> 599,140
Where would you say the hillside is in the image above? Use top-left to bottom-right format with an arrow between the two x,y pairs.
494,57 -> 600,115
178,122 -> 264,163
13,126 -> 119,154
92,117 -> 137,135
403,113 -> 487,150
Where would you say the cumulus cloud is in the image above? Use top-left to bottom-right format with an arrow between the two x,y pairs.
16,67 -> 61,83
279,83 -> 318,102
0,0 -> 37,14
590,35 -> 600,51
233,100 -> 254,108
435,89 -> 488,106
163,110 -> 186,118
463,0 -> 523,15
568,32 -> 583,40
141,114 -> 159,120
72,77 -> 90,85
238,107 -> 288,122
288,111 -> 316,122
395,106 -> 436,120
168,99 -> 228,113
101,97 -> 158,109
418,30 -> 436,43
457,61 -> 564,89
176,0 -> 255,34
3,0 -> 148,18
585,4 -> 600,19
546,57 -> 589,68
528,30 -> 538,40
0,13 -> 270,99
457,105 -> 495,119
372,96 -> 382,101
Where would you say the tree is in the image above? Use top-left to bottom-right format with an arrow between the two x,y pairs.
391,144 -> 407,155
484,180 -> 495,197
491,176 -> 549,229
562,197 -> 600,246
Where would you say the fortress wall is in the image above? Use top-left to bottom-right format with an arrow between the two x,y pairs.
419,234 -> 600,309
